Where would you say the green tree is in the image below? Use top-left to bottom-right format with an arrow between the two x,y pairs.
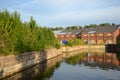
99,23 -> 111,26
0,9 -> 60,55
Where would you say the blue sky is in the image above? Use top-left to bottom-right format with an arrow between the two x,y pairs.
0,0 -> 120,27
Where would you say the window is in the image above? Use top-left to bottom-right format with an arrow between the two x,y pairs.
67,32 -> 72,34
72,35 -> 75,37
106,40 -> 112,44
61,35 -> 64,37
99,34 -> 103,36
108,33 -> 111,36
75,32 -> 79,34
91,34 -> 95,36
91,40 -> 96,44
84,34 -> 87,36
66,35 -> 69,37
98,40 -> 103,44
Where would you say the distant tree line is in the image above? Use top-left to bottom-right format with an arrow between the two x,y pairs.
51,23 -> 117,30
0,9 -> 60,55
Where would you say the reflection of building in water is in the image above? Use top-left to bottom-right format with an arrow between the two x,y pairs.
82,53 -> 120,67
3,55 -> 62,80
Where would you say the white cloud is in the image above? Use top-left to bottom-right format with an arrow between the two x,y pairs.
33,6 -> 120,27
5,0 -> 120,27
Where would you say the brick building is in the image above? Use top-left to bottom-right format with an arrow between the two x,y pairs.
81,25 -> 120,44
54,29 -> 83,44
54,25 -> 120,44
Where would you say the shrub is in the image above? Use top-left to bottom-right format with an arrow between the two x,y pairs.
65,41 -> 73,47
55,43 -> 61,49
65,38 -> 84,46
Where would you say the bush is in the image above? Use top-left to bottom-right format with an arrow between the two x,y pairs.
65,41 -> 73,47
65,38 -> 84,46
55,43 -> 61,49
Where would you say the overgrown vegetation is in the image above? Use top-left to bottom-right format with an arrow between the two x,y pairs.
65,38 -> 84,47
0,9 -> 60,55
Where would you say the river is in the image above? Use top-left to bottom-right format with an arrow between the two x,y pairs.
2,52 -> 120,80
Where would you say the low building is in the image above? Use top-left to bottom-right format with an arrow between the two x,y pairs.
81,25 -> 120,44
54,25 -> 120,44
54,29 -> 83,44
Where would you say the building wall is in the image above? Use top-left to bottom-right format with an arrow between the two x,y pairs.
81,33 -> 88,43
96,33 -> 104,44
113,28 -> 120,44
56,34 -> 77,44
55,27 -> 120,44
81,31 -> 118,44
104,32 -> 113,44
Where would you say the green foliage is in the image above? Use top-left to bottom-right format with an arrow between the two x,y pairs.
50,27 -> 64,30
65,38 -> 84,46
65,41 -> 73,47
35,62 -> 61,80
55,43 -> 61,49
65,25 -> 82,30
99,23 -> 111,26
50,23 -> 117,31
84,23 -> 114,29
65,54 -> 83,65
0,9 -> 60,55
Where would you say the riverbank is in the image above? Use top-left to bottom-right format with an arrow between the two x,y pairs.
0,45 -> 105,79
0,48 -> 62,79
62,45 -> 105,53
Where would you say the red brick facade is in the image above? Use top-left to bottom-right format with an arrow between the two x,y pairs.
55,34 -> 77,43
81,28 -> 120,44
54,26 -> 120,44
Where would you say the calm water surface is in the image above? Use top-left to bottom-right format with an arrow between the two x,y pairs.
3,52 -> 120,80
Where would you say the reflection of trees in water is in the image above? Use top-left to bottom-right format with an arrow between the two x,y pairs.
65,53 -> 120,70
2,56 -> 62,80
35,66 -> 55,80
35,62 -> 61,80
65,54 -> 84,65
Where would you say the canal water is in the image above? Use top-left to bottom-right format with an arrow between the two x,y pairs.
2,52 -> 120,80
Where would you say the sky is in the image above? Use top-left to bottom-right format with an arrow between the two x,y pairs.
0,0 -> 120,27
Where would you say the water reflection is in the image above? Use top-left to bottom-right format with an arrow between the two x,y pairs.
65,53 -> 120,70
1,52 -> 120,80
2,55 -> 62,80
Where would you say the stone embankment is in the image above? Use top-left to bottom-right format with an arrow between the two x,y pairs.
0,45 -> 105,79
62,45 -> 105,53
0,48 -> 62,79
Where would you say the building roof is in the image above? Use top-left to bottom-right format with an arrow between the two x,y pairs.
60,29 -> 83,35
53,25 -> 120,35
83,25 -> 120,33
53,30 -> 63,34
